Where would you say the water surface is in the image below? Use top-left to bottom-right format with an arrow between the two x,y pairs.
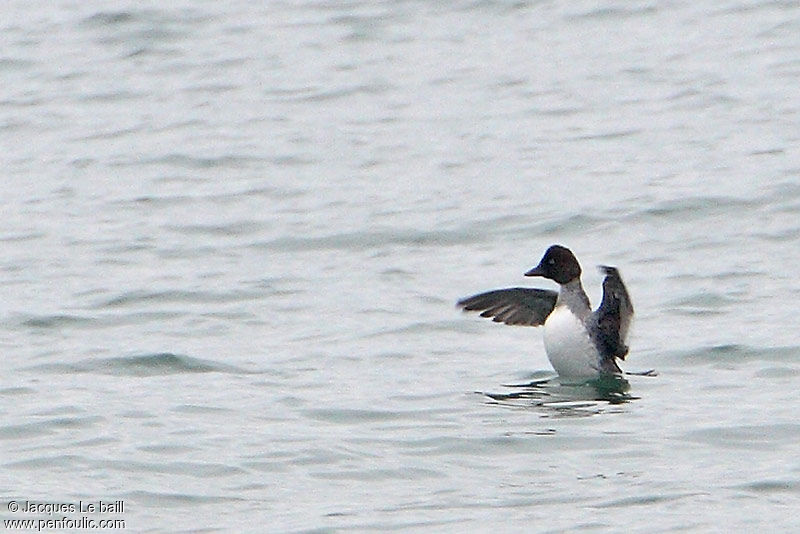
3,0 -> 800,532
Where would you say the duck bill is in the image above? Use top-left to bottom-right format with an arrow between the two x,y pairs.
524,265 -> 545,277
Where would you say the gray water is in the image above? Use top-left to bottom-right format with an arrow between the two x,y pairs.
2,0 -> 800,532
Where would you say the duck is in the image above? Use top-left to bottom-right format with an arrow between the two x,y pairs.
457,245 -> 633,377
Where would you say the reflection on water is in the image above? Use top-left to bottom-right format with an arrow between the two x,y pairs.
481,374 -> 636,417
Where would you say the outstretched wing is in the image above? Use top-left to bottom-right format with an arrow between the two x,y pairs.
457,288 -> 558,326
592,266 -> 634,361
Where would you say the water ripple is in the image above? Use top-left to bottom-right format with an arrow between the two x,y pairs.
27,353 -> 245,377
123,490 -> 244,507
97,289 -> 262,308
673,344 -> 800,365
682,423 -> 800,449
734,479 -> 800,494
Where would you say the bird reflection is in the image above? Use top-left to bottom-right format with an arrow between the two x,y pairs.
481,373 -> 640,417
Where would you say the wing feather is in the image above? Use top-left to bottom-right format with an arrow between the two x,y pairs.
457,288 -> 558,327
592,266 -> 634,361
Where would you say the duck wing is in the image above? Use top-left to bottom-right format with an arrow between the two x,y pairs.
591,266 -> 634,361
457,288 -> 558,327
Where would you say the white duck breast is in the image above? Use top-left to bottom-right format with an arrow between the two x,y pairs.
542,305 -> 599,377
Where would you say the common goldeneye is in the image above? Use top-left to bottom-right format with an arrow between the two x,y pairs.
457,245 -> 633,377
